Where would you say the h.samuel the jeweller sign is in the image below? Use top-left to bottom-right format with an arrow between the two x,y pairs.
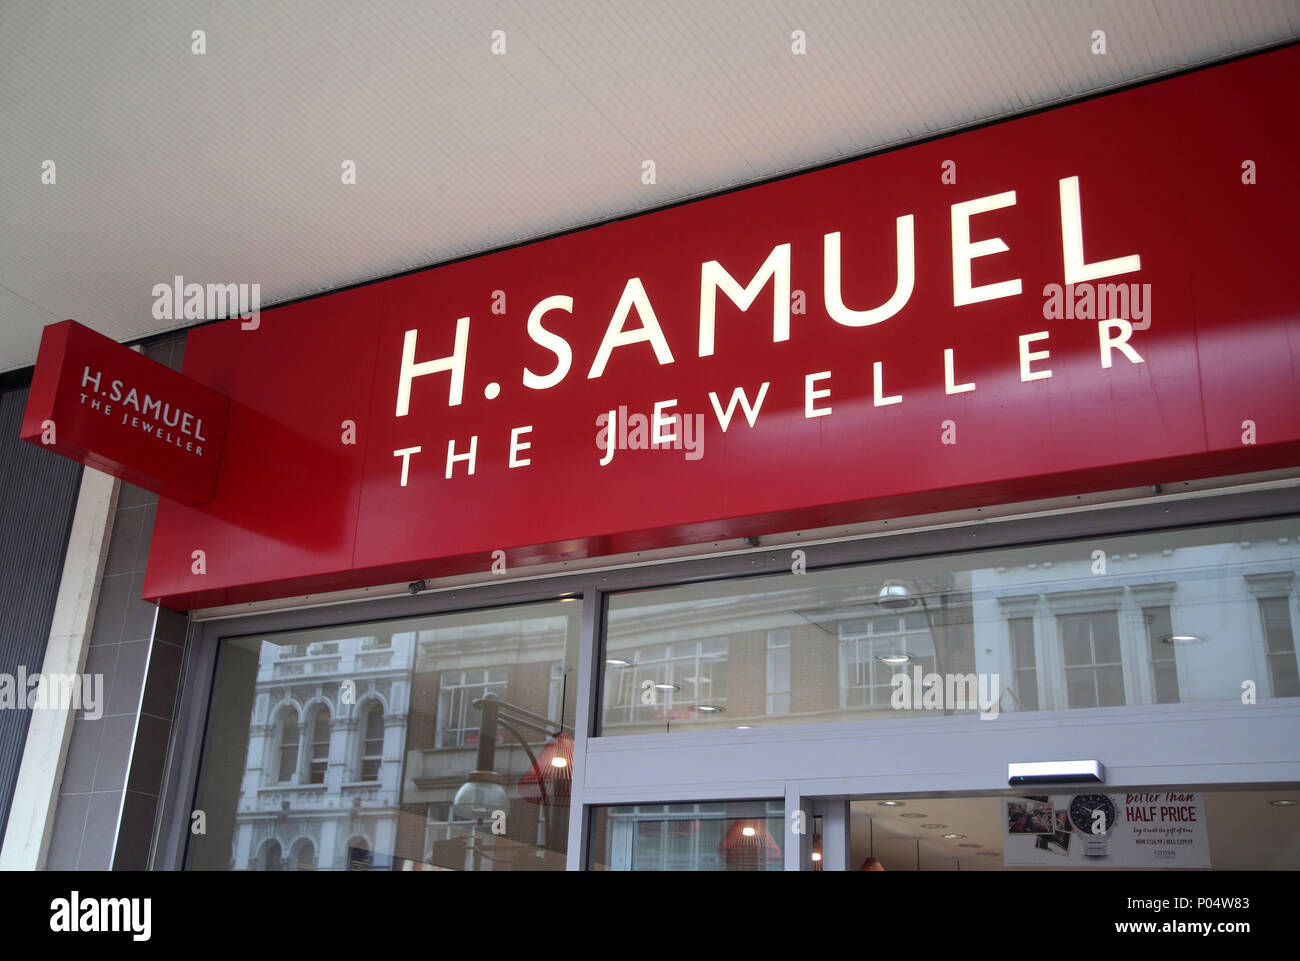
109,47 -> 1298,607
21,321 -> 228,504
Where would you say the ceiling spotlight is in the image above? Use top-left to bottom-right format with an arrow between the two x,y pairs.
606,657 -> 633,667
735,725 -> 752,730
1160,632 -> 1208,645
921,824 -> 947,829
875,652 -> 912,664
654,683 -> 680,692
1271,799 -> 1299,806
877,801 -> 904,807
695,704 -> 725,714
942,834 -> 965,840
876,580 -> 917,609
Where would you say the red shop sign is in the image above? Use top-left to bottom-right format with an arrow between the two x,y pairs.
140,46 -> 1298,610
21,320 -> 229,504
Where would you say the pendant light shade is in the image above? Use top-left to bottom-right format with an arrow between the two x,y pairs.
719,819 -> 782,868
517,732 -> 574,806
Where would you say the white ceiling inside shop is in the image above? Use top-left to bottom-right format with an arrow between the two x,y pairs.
1,0 -> 1297,373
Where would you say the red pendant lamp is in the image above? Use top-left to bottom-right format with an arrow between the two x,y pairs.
516,732 -> 574,806
719,819 -> 782,869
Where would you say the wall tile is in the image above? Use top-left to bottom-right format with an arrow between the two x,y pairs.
89,573 -> 131,647
120,571 -> 157,644
90,714 -> 135,794
78,792 -> 120,870
106,640 -> 148,716
102,506 -> 145,577
139,640 -> 183,721
58,716 -> 105,796
45,793 -> 90,870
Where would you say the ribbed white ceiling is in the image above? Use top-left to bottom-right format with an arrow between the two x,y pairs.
1,0 -> 1297,372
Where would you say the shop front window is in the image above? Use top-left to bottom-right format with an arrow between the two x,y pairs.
599,517 -> 1300,735
185,599 -> 580,870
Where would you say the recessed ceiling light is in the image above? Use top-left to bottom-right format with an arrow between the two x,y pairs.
877,801 -> 904,807
606,657 -> 633,667
942,834 -> 965,840
1160,632 -> 1208,645
654,683 -> 679,692
735,725 -> 752,730
1271,799 -> 1299,806
695,704 -> 725,714
875,652 -> 912,664
876,581 -> 917,609
900,813 -> 927,818
921,824 -> 947,829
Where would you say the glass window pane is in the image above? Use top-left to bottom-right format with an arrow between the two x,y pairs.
1091,613 -> 1122,663
1066,668 -> 1097,708
1096,665 -> 1126,706
186,599 -> 581,871
1061,618 -> 1091,666
1261,598 -> 1296,653
1271,654 -> 1300,698
600,517 -> 1300,735
591,801 -> 785,871
1154,662 -> 1180,703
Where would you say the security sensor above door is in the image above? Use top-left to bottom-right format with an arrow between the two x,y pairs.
1008,760 -> 1104,786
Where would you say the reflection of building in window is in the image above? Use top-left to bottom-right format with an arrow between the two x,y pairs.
224,633 -> 414,871
360,703 -> 384,780
1059,611 -> 1125,708
277,712 -> 298,782
259,839 -> 282,870
1009,617 -> 1038,710
347,837 -> 371,871
436,668 -> 509,748
838,613 -> 934,708
1143,606 -> 1180,703
290,838 -> 316,870
605,639 -> 729,724
766,630 -> 790,715
396,604 -> 578,872
308,707 -> 330,784
1259,597 -> 1300,697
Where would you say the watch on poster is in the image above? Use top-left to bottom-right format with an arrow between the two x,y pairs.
1069,794 -> 1120,857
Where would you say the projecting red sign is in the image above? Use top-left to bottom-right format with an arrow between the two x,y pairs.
20,321 -> 228,504
144,46 -> 1299,610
